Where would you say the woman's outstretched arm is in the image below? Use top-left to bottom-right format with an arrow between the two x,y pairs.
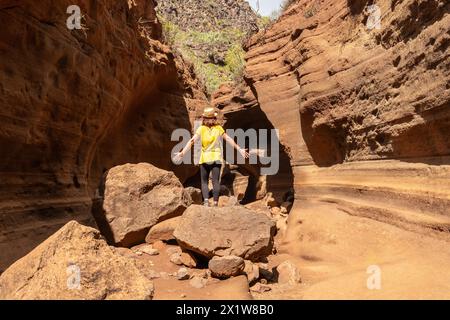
175,134 -> 200,160
223,133 -> 250,159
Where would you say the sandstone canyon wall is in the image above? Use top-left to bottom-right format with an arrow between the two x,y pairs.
1,0 -> 449,279
0,0 -> 206,272
229,0 -> 449,240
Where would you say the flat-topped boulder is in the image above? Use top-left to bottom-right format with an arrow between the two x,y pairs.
174,205 -> 276,262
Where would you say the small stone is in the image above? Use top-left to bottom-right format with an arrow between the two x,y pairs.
189,276 -> 207,289
170,252 -> 183,265
180,252 -> 198,268
180,293 -> 187,298
152,240 -> 166,251
113,247 -> 135,258
177,267 -> 190,280
208,255 -> 245,279
140,245 -> 159,256
193,270 -> 208,279
276,261 -> 301,285
244,260 -> 260,284
145,269 -> 161,280
250,282 -> 271,293
166,246 -> 182,256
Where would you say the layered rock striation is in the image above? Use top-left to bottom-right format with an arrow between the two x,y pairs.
219,0 -> 450,238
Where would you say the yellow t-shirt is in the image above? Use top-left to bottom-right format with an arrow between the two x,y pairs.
196,125 -> 225,164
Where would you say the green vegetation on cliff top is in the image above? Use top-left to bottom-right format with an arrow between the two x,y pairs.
159,16 -> 248,94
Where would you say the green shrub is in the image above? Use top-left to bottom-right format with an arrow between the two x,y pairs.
303,0 -> 320,18
281,0 -> 297,12
158,16 -> 249,94
258,16 -> 272,29
225,43 -> 245,79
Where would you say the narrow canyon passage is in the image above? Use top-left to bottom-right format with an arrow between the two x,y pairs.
209,0 -> 450,299
0,0 -> 449,300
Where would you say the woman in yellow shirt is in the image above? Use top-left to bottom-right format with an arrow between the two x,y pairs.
175,107 -> 249,207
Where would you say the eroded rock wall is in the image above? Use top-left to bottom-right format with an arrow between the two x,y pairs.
0,0 -> 206,271
241,0 -> 450,237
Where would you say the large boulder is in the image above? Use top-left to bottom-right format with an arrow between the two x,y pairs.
0,221 -> 154,300
174,205 -> 276,261
96,163 -> 190,247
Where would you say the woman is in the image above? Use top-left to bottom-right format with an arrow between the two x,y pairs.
175,107 -> 249,207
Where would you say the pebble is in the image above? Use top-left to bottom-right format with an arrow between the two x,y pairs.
189,276 -> 207,289
177,267 -> 190,280
250,282 -> 271,293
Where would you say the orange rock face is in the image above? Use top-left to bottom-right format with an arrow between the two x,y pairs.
0,0 -> 206,271
223,0 -> 450,237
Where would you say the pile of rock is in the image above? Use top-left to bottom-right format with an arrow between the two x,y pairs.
0,163 -> 295,299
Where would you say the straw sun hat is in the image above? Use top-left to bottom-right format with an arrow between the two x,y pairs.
202,107 -> 218,118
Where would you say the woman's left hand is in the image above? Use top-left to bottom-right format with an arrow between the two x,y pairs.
173,152 -> 183,162
239,148 -> 250,159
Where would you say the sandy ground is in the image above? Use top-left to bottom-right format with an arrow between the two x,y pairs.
130,240 -> 252,300
254,200 -> 450,299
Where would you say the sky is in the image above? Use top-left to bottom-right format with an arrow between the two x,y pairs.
246,0 -> 285,17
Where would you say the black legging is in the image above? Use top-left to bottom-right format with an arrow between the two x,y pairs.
200,162 -> 222,202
